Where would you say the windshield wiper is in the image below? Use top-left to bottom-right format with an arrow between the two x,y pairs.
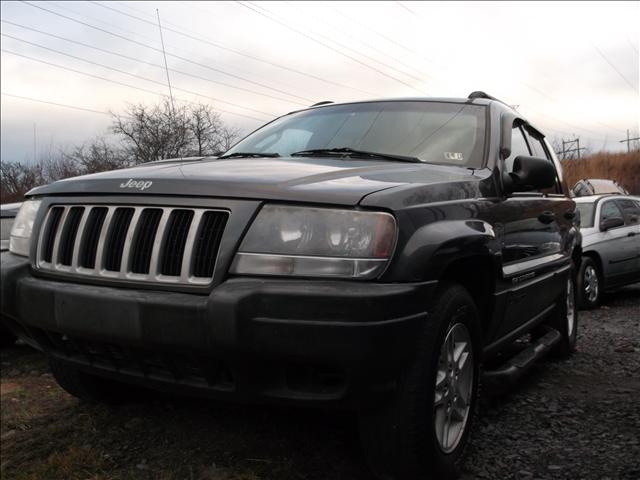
218,152 -> 280,159
291,148 -> 421,163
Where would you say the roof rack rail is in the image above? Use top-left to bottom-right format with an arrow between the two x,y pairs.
467,91 -> 509,106
310,101 -> 333,107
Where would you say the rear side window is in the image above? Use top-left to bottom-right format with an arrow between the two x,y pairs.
576,203 -> 595,228
616,199 -> 640,225
600,201 -> 623,223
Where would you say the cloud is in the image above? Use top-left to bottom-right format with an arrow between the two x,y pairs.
1,0 -> 638,161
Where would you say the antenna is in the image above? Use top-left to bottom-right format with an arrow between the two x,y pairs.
33,122 -> 37,165
156,9 -> 175,117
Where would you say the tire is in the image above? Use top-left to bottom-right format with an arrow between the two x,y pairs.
49,356 -> 144,403
0,324 -> 17,347
359,284 -> 481,480
544,271 -> 578,358
577,257 -> 601,309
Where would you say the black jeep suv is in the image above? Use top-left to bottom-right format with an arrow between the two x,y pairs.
1,92 -> 580,479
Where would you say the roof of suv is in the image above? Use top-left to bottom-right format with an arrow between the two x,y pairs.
303,94 -> 516,113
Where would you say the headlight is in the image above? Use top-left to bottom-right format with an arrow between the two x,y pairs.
229,205 -> 397,279
9,200 -> 41,257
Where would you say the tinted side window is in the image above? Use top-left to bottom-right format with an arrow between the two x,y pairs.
617,199 -> 640,225
522,129 -> 561,194
505,126 -> 530,172
523,130 -> 547,159
600,201 -> 623,223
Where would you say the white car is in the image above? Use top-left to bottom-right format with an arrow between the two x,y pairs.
574,194 -> 640,308
1,202 -> 22,251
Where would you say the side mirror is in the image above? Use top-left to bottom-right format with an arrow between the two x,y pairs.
503,155 -> 557,194
600,216 -> 624,231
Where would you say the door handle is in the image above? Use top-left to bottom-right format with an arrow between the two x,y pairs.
538,211 -> 556,224
628,232 -> 637,237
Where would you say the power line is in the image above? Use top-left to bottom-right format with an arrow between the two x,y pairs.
2,92 -> 112,116
284,1 -> 432,89
19,1 -> 315,104
327,3 -> 436,75
0,19 -> 305,106
1,33 -> 274,118
236,1 -> 427,95
390,0 -> 630,137
1,49 -> 267,122
395,1 -> 420,17
591,42 -> 639,94
62,0 -> 322,98
87,0 -> 380,98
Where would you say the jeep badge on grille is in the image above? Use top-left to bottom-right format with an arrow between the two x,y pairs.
120,179 -> 153,191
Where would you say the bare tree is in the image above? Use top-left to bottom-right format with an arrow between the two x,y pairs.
111,100 -> 190,163
188,103 -> 221,156
1,100 -> 241,202
218,124 -> 241,152
64,137 -> 131,174
0,161 -> 44,203
111,100 -> 240,162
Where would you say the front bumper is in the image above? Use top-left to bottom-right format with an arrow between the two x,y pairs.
1,252 -> 437,408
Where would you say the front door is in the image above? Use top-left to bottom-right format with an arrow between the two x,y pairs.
493,124 -> 569,339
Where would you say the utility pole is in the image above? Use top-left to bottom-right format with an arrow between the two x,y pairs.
558,138 -> 586,160
619,129 -> 640,152
33,122 -> 37,165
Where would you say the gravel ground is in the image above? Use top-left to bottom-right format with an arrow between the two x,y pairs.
1,283 -> 639,480
464,283 -> 640,480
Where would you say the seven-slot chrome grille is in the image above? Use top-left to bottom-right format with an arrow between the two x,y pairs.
36,204 -> 228,285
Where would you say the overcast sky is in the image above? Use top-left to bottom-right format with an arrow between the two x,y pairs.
1,0 -> 639,163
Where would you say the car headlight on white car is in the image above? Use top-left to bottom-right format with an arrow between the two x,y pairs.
229,205 -> 397,279
9,200 -> 41,257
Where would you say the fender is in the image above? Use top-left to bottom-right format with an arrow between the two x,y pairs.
382,218 -> 502,282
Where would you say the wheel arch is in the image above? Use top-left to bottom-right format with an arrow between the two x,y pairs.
582,249 -> 603,276
438,254 -> 498,342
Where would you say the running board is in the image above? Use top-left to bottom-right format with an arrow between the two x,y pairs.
482,328 -> 561,393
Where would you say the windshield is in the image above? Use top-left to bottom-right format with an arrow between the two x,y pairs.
225,101 -> 487,167
576,203 -> 595,228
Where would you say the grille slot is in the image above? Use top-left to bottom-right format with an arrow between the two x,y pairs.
192,211 -> 228,278
41,207 -> 64,263
160,210 -> 194,276
80,207 -> 108,269
104,208 -> 135,271
130,209 -> 163,274
37,204 -> 228,286
58,207 -> 84,266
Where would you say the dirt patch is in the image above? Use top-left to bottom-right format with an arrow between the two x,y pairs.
1,284 -> 639,479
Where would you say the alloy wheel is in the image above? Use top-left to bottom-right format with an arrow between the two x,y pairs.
434,322 -> 474,453
567,278 -> 576,337
583,265 -> 599,303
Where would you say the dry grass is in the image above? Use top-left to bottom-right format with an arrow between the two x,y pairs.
561,149 -> 640,195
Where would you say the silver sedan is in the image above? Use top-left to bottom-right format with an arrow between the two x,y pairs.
575,194 -> 640,308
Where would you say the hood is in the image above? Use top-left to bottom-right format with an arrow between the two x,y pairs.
28,157 -> 482,206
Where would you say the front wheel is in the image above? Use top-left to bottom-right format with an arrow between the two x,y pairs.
359,284 -> 481,480
545,272 -> 578,358
577,257 -> 601,309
